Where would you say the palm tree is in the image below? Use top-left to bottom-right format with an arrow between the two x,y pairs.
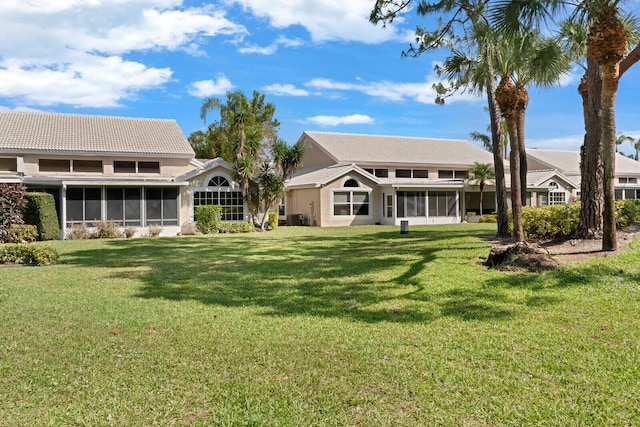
492,0 -> 640,251
634,138 -> 640,161
471,162 -> 495,215
616,133 -> 634,152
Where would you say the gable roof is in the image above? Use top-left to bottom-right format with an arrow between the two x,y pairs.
287,163 -> 381,189
0,110 -> 194,158
299,131 -> 493,166
177,157 -> 234,182
527,148 -> 640,176
526,169 -> 579,189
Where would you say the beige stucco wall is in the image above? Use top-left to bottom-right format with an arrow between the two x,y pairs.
317,173 -> 382,227
300,139 -> 336,169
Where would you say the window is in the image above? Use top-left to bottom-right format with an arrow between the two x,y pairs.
625,189 -> 639,200
363,168 -> 388,178
396,169 -> 428,179
106,187 -> 141,226
428,191 -> 458,217
208,176 -> 230,187
145,188 -> 178,225
138,161 -> 160,174
397,191 -> 426,217
344,179 -> 359,187
333,191 -> 370,216
438,170 -> 467,179
194,191 -> 244,221
114,161 -> 136,173
73,160 -> 103,173
0,158 -> 17,172
66,187 -> 102,225
385,194 -> 393,217
40,159 -> 70,172
113,161 -> 159,174
549,192 -> 566,205
619,177 -> 638,184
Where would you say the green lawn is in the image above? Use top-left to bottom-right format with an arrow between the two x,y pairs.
1,224 -> 639,426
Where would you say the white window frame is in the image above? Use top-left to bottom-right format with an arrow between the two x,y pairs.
331,189 -> 372,218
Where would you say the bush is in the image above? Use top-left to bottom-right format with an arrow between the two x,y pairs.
220,221 -> 254,233
0,243 -> 59,266
479,214 -> 497,223
24,192 -> 60,240
520,203 -> 580,240
0,183 -> 27,228
93,221 -> 123,239
267,212 -> 278,230
66,223 -> 92,240
195,205 -> 223,234
148,224 -> 162,237
124,227 -> 137,238
615,199 -> 640,228
4,224 -> 38,243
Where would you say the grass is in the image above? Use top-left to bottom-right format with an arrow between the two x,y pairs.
1,223 -> 640,426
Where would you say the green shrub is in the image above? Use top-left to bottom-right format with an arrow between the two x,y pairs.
5,224 -> 38,243
195,205 -> 223,234
66,223 -> 92,240
93,221 -> 123,239
0,243 -> 59,266
615,199 -> 640,228
267,212 -> 278,230
520,203 -> 580,240
479,214 -> 497,223
220,222 -> 254,233
24,192 -> 60,240
0,183 -> 27,228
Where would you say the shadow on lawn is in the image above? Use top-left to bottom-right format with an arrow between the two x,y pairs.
62,226 -> 627,323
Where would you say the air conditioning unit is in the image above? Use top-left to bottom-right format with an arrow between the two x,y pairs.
288,214 -> 305,226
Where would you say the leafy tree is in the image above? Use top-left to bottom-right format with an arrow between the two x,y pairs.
0,183 -> 27,229
198,90 -> 302,229
470,162 -> 495,215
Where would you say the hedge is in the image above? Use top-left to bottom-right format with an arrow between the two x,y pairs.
0,243 -> 59,266
195,205 -> 223,234
24,192 -> 60,240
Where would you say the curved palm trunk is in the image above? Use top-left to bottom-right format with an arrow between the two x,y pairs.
515,86 -> 529,207
576,57 -> 604,239
601,62 -> 619,251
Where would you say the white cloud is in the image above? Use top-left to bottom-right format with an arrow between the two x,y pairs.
188,75 -> 234,97
307,114 -> 374,126
0,1 -> 246,108
239,36 -> 304,55
0,56 -> 172,108
306,76 -> 482,104
262,84 -> 309,96
228,0 -> 413,43
526,135 -> 585,151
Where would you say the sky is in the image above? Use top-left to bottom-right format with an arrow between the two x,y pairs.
1,0 -> 640,155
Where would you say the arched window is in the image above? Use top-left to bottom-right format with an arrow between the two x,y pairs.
548,181 -> 558,189
194,174 -> 244,221
344,179 -> 359,188
208,176 -> 230,187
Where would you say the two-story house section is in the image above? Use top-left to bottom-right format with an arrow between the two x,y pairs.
0,110 -> 199,237
285,131 -> 496,227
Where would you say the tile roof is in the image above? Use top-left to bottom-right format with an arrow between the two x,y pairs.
527,148 -> 640,176
0,110 -> 194,158
288,164 -> 380,188
300,131 -> 494,166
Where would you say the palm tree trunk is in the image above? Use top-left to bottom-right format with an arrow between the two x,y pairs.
507,116 -> 524,242
601,62 -> 619,251
576,56 -> 604,239
486,75 -> 510,237
516,86 -> 529,208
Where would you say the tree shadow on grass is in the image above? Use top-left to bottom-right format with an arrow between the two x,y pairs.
60,226 -> 618,324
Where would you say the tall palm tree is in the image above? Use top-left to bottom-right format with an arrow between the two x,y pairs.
587,1 -> 627,251
471,162 -> 495,215
492,0 -> 640,251
616,133 -> 634,152
634,138 -> 640,161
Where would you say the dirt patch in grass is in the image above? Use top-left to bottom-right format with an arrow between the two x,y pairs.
484,223 -> 640,271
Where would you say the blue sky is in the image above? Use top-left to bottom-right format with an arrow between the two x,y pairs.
1,0 -> 639,154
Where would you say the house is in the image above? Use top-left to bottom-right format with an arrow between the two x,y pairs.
285,131 -> 496,226
283,132 -> 640,227
0,110 -> 243,237
4,111 -> 639,235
